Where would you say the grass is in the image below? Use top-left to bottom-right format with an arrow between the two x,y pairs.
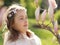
0,35 -> 3,45
0,18 -> 59,45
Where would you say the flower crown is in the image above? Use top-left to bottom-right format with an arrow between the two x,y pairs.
7,8 -> 17,19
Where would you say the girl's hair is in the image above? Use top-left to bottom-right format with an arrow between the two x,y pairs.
3,4 -> 27,42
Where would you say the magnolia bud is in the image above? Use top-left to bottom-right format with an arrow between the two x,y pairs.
48,6 -> 54,22
35,6 -> 40,21
48,0 -> 57,9
41,10 -> 46,22
54,20 -> 58,34
34,0 -> 38,4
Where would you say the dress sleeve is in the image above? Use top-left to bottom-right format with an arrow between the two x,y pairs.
34,35 -> 42,45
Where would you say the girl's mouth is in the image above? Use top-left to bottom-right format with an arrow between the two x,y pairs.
24,24 -> 28,27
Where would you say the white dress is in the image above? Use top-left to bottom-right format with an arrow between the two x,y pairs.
3,30 -> 41,45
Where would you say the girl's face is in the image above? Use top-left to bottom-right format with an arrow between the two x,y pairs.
13,10 -> 28,33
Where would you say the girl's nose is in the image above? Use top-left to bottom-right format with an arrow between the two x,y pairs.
25,19 -> 28,23
24,19 -> 28,24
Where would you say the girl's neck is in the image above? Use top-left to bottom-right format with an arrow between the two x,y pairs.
20,31 -> 26,36
20,31 -> 31,38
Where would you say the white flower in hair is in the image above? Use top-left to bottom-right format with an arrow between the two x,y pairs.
12,9 -> 17,13
9,14 -> 12,17
8,9 -> 17,18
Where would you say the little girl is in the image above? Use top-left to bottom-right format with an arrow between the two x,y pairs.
3,4 -> 41,45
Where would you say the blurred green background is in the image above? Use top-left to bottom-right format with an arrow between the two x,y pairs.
0,0 -> 60,45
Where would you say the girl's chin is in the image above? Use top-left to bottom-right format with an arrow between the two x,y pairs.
24,28 -> 28,31
24,27 -> 28,29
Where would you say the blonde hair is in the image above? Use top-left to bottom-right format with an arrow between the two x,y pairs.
3,4 -> 27,41
3,4 -> 27,25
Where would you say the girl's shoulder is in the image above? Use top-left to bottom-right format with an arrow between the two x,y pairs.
27,29 -> 41,40
4,31 -> 11,42
3,31 -> 10,45
4,31 -> 10,37
27,29 -> 34,34
28,29 -> 41,45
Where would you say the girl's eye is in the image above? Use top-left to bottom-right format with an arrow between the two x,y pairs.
20,18 -> 24,20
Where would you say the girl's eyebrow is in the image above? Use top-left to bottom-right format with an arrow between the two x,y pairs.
18,15 -> 27,18
18,15 -> 24,18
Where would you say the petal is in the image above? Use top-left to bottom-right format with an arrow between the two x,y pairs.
48,0 -> 57,9
48,6 -> 54,21
41,10 -> 46,22
35,6 -> 40,21
54,20 -> 58,33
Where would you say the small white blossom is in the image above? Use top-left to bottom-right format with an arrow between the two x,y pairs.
9,14 -> 12,17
